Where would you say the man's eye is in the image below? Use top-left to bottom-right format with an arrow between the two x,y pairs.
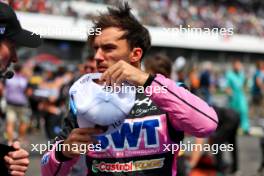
105,48 -> 113,51
102,44 -> 115,49
103,47 -> 115,52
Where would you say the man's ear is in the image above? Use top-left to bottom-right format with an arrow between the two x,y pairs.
130,47 -> 143,63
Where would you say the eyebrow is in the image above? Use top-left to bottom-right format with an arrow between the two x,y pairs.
93,42 -> 117,49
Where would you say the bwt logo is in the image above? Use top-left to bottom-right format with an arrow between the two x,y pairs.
0,27 -> 6,35
97,119 -> 161,150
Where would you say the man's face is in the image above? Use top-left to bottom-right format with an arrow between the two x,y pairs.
92,27 -> 132,73
0,40 -> 17,73
261,61 -> 264,71
233,60 -> 242,72
84,59 -> 97,73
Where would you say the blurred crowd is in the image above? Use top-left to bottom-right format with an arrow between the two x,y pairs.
144,55 -> 264,175
0,55 -> 96,144
132,0 -> 264,37
7,0 -> 264,37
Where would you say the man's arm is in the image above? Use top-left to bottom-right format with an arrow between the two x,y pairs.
40,112 -> 80,176
144,74 -> 218,137
100,61 -> 218,137
41,111 -> 103,176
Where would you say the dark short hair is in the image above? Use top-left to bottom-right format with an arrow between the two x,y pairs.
13,63 -> 22,72
144,54 -> 172,78
88,2 -> 151,58
85,52 -> 95,62
256,60 -> 264,69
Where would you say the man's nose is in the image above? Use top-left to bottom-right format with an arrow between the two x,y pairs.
94,48 -> 105,61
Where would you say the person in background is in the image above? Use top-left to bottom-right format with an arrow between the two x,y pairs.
252,60 -> 264,175
27,65 -> 43,131
199,61 -> 214,105
5,64 -> 29,145
225,59 -> 250,134
83,54 -> 97,74
251,60 -> 264,119
176,69 -> 186,84
38,68 -> 63,140
144,53 -> 172,78
189,65 -> 200,95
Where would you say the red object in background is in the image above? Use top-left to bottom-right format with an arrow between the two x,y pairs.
37,0 -> 46,13
190,169 -> 217,176
189,154 -> 217,176
27,53 -> 63,66
228,6 -> 237,14
9,0 -> 20,10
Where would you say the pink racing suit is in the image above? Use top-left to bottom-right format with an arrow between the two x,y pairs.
41,74 -> 218,176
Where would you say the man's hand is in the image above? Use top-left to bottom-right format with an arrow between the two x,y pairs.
100,60 -> 149,86
62,128 -> 103,158
4,141 -> 29,176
